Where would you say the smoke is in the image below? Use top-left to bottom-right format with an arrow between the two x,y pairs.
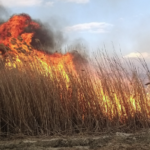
0,7 -> 88,65
66,40 -> 89,70
2,13 -> 66,53
23,18 -> 65,53
0,5 -> 8,16
31,17 -> 89,63
29,17 -> 67,53
0,5 -> 8,24
71,50 -> 88,71
30,21 -> 56,52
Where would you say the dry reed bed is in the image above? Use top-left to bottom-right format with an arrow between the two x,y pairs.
0,51 -> 150,137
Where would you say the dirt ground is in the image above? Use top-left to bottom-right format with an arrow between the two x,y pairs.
1,130 -> 150,150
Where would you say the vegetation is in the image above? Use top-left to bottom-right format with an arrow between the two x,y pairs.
0,49 -> 150,137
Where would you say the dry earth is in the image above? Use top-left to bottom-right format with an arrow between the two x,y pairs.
1,130 -> 150,150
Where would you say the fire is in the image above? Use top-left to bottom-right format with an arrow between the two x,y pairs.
0,14 -> 149,124
0,14 -> 76,81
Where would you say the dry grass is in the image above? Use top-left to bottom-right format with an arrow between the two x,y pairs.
0,50 -> 150,137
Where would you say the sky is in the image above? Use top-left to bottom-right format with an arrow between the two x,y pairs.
1,0 -> 150,58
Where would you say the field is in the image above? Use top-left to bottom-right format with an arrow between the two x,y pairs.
0,47 -> 150,137
1,14 -> 150,150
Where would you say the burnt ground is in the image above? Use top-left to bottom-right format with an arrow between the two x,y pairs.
1,130 -> 150,150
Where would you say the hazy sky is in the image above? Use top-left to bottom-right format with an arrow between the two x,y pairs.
1,0 -> 150,57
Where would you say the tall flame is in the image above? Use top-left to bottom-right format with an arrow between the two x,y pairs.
0,14 -> 76,80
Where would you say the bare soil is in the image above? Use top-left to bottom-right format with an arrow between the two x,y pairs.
1,130 -> 150,150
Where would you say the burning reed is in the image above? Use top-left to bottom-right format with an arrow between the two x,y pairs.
0,14 -> 150,137
0,51 -> 150,136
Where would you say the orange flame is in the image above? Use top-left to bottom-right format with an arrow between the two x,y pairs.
0,14 -> 76,80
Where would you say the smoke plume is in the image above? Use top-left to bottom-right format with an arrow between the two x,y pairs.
0,5 -> 88,65
0,5 -> 7,24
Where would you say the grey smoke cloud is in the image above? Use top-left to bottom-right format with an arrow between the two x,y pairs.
0,5 -> 9,23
